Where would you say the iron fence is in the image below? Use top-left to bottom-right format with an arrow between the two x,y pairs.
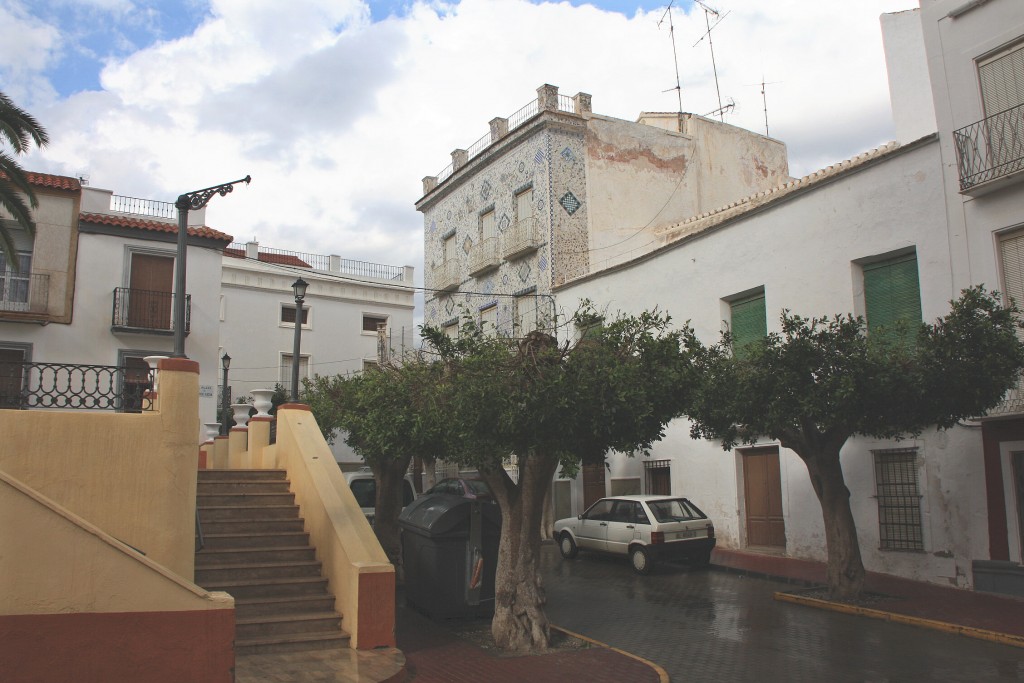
110,195 -> 177,219
0,361 -> 155,412
224,243 -> 405,280
953,102 -> 1024,190
557,94 -> 575,113
112,287 -> 189,333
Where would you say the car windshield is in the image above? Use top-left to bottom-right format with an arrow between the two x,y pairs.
466,480 -> 491,497
646,498 -> 706,523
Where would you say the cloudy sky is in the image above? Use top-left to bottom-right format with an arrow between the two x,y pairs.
4,0 -> 914,296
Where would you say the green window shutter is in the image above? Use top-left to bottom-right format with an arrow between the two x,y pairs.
730,293 -> 767,356
863,253 -> 922,337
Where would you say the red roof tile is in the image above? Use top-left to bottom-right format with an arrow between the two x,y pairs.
223,248 -> 310,267
79,212 -> 233,243
1,171 -> 81,192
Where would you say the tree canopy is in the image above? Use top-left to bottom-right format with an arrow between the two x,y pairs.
0,91 -> 49,267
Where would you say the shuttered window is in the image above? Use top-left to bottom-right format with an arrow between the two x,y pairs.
863,253 -> 922,338
481,210 -> 496,240
730,292 -> 767,356
1001,231 -> 1024,318
979,42 -> 1024,117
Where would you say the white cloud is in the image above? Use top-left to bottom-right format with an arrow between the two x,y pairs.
0,2 -> 62,103
27,0 -> 916,290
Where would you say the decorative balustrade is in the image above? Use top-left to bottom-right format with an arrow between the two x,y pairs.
0,272 -> 48,314
225,243 -> 407,281
112,287 -> 190,333
0,361 -> 155,412
503,216 -> 542,260
432,260 -> 460,292
468,237 -> 501,277
110,195 -> 177,219
953,102 -> 1024,191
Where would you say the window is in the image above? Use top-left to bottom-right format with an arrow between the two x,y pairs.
117,350 -> 156,414
0,344 -> 30,409
481,209 -> 496,241
443,322 -> 459,339
280,353 -> 310,384
873,448 -> 924,551
515,187 -> 534,223
443,234 -> 457,263
362,314 -> 388,334
281,304 -> 309,326
729,291 -> 767,357
863,253 -> 922,339
514,292 -> 538,335
1001,231 -> 1024,324
362,359 -> 379,372
978,42 -> 1024,119
644,459 -> 671,495
0,251 -> 32,310
480,304 -> 497,335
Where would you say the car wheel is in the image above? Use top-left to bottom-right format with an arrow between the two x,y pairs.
559,533 -> 578,559
695,549 -> 712,568
630,545 -> 654,575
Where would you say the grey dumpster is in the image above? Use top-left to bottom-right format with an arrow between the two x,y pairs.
399,494 -> 501,619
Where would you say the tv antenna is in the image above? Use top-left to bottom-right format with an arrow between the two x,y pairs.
746,77 -> 782,137
693,0 -> 731,121
704,97 -> 735,120
657,1 -> 684,114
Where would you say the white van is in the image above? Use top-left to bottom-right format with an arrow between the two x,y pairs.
343,467 -> 417,525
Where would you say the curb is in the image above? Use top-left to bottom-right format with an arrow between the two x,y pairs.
774,591 -> 1024,649
551,624 -> 670,683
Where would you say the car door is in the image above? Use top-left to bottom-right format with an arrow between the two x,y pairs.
605,500 -> 642,555
576,499 -> 613,551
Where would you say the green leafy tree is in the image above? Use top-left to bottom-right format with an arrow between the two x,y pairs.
0,92 -> 49,267
422,305 -> 697,651
304,363 -> 448,566
686,287 -> 1024,600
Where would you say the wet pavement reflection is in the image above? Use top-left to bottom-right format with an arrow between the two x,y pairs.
540,544 -> 1024,682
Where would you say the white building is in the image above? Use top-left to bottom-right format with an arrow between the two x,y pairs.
0,176 -> 228,421
548,1 -> 1024,596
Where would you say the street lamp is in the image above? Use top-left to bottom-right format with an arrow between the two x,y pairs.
290,278 -> 308,400
172,175 -> 251,358
220,353 -> 231,437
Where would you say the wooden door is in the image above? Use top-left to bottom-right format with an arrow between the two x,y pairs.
582,463 -> 606,511
128,254 -> 174,329
743,448 -> 786,548
0,348 -> 25,409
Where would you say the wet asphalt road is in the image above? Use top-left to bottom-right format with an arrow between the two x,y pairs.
540,544 -> 1024,682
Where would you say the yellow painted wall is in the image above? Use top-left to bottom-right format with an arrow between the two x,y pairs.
0,361 -> 200,579
272,406 -> 394,648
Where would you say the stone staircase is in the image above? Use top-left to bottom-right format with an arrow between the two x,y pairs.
195,469 -> 349,654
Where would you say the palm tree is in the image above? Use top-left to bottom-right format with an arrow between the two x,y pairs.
0,91 -> 49,269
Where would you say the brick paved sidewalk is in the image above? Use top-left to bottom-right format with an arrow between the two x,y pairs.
714,548 -> 1024,640
395,598 -> 664,683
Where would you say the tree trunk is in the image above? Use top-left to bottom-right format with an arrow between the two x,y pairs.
801,446 -> 866,600
540,483 -> 555,540
423,458 -> 437,491
480,453 -> 560,652
371,454 -> 413,577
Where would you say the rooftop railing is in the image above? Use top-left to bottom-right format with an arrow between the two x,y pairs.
225,243 -> 407,281
953,102 -> 1024,191
110,195 -> 177,219
0,361 -> 155,412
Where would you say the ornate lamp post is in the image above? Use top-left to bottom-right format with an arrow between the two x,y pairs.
290,277 -> 308,400
173,175 -> 251,358
220,353 -> 231,437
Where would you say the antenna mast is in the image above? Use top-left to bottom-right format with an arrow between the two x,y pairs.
693,0 -> 730,121
746,77 -> 781,137
657,1 -> 683,114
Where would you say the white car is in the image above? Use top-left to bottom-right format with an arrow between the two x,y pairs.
343,467 -> 417,526
553,495 -> 716,575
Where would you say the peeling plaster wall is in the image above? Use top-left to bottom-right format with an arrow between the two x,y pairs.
557,139 -> 987,588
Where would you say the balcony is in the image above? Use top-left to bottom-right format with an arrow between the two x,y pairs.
468,237 -> 501,277
986,373 -> 1024,419
503,217 -> 542,260
0,361 -> 154,412
0,272 -> 49,315
433,260 -> 460,292
953,102 -> 1024,195
111,287 -> 190,335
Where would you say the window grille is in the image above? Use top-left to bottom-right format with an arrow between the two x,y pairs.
873,448 -> 924,551
644,459 -> 672,495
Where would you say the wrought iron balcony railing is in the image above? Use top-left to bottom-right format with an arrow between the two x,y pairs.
953,102 -> 1024,192
503,216 -> 542,260
0,361 -> 154,412
111,287 -> 190,333
468,236 -> 501,277
0,272 -> 48,314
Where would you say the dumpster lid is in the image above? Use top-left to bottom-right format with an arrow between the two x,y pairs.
399,494 -> 499,536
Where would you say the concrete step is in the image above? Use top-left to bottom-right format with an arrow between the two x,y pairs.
196,546 -> 317,566
196,492 -> 295,507
198,505 -> 299,522
199,469 -> 287,482
201,531 -> 310,550
234,594 -> 337,619
201,576 -> 330,599
199,518 -> 306,535
197,480 -> 291,494
235,611 -> 342,640
234,630 -> 350,656
195,560 -> 323,584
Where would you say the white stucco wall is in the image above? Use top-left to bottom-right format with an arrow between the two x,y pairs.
555,138 -> 989,587
882,9 -> 938,144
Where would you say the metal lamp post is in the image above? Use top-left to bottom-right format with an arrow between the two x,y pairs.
172,175 -> 251,358
220,353 -> 231,437
290,278 -> 308,400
